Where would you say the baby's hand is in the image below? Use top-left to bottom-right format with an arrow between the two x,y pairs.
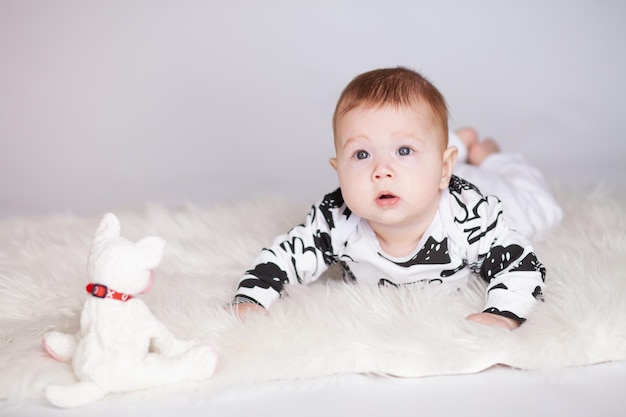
229,302 -> 267,321
466,312 -> 520,330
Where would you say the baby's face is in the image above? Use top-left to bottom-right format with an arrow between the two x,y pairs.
330,103 -> 455,231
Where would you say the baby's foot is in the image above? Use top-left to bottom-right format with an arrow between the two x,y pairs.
453,127 -> 501,165
468,138 -> 500,166
455,127 -> 479,149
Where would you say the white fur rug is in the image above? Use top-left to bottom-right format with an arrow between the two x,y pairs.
1,187 -> 625,406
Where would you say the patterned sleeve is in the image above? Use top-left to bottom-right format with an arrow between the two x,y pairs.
448,176 -> 546,323
234,189 -> 352,309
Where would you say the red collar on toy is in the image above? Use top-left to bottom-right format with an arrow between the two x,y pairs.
86,283 -> 133,302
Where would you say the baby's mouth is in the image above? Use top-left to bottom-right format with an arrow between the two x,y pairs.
376,192 -> 399,207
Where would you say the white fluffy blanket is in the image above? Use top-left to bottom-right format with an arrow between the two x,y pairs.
1,188 -> 625,405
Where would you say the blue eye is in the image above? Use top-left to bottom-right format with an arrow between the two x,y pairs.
398,146 -> 412,156
354,150 -> 370,160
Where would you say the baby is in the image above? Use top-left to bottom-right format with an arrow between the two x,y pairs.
231,67 -> 562,330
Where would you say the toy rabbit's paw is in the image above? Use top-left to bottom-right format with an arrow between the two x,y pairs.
46,381 -> 107,408
152,336 -> 196,357
183,345 -> 218,381
42,332 -> 77,363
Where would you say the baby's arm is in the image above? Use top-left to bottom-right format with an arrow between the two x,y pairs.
467,194 -> 546,328
232,190 -> 347,316
446,179 -> 545,329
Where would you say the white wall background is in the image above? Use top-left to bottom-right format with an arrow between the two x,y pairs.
1,0 -> 625,217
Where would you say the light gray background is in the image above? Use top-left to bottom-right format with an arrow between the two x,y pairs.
1,3 -> 625,416
1,0 -> 625,218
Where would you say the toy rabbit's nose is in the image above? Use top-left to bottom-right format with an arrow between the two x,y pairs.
140,270 -> 155,294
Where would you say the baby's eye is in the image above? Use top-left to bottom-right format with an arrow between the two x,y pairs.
354,150 -> 370,160
397,146 -> 413,156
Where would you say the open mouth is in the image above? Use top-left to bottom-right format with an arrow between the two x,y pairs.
376,192 -> 399,207
377,191 -> 397,199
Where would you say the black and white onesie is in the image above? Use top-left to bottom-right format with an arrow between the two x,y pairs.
234,175 -> 546,323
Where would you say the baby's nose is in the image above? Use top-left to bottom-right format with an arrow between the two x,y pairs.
372,161 -> 394,180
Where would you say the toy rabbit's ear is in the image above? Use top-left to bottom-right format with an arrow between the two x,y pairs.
137,236 -> 166,269
94,213 -> 121,242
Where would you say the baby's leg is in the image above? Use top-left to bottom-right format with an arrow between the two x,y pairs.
450,128 -> 563,241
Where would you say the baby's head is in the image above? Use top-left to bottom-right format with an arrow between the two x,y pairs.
332,67 -> 449,150
329,67 -> 457,233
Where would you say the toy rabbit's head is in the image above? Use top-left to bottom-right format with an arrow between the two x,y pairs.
87,213 -> 165,296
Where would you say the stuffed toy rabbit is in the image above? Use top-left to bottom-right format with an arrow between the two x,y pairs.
42,213 -> 218,408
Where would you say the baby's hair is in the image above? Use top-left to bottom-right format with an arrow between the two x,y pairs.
332,67 -> 449,146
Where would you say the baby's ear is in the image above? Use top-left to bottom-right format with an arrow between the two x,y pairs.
329,157 -> 338,171
440,146 -> 458,189
136,236 -> 166,269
